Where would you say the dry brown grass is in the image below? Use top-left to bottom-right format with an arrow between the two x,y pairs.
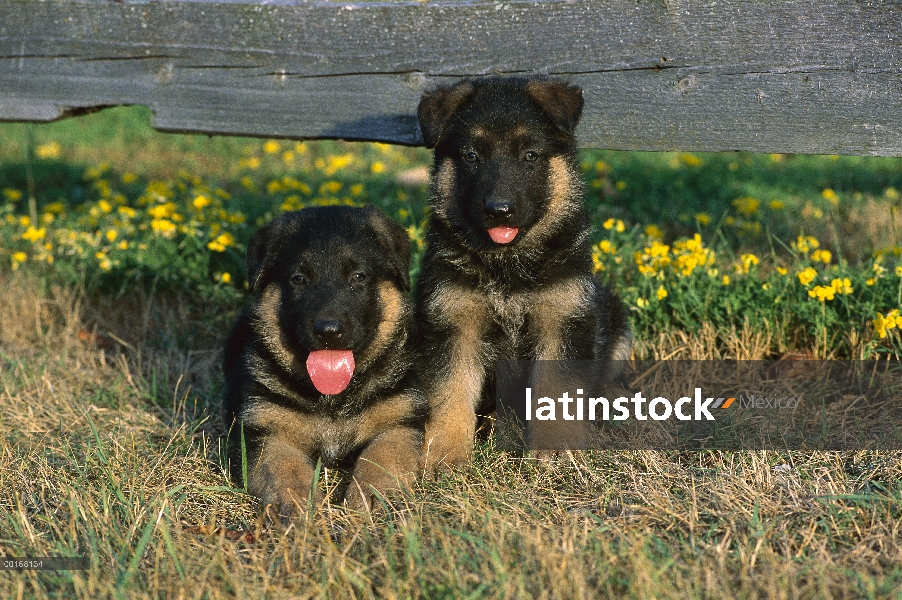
1,274 -> 901,599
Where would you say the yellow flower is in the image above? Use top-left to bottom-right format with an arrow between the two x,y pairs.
592,252 -> 604,272
810,249 -> 832,264
295,142 -> 308,154
21,226 -> 46,242
615,180 -> 627,190
598,240 -> 616,254
263,140 -> 280,154
696,213 -> 711,225
886,187 -> 899,200
117,240 -> 129,251
795,235 -> 820,254
808,285 -> 835,302
797,267 -> 818,286
732,196 -> 760,216
350,183 -> 364,196
678,153 -> 703,167
656,286 -> 668,300
121,172 -> 138,184
150,218 -> 177,237
822,188 -> 840,206
873,310 -> 900,339
2,188 -> 22,202
11,251 -> 27,270
741,253 -> 759,270
98,256 -> 113,271
776,267 -> 788,275
35,141 -> 61,159
635,240 -> 671,277
762,283 -> 770,290
770,154 -> 785,162
207,232 -> 235,252
866,278 -> 876,286
636,297 -> 648,309
769,199 -> 785,210
644,224 -> 663,240
603,218 -> 626,233
105,229 -> 118,243
370,161 -> 385,174
722,275 -> 730,285
148,202 -> 176,219
831,277 -> 853,295
221,272 -> 232,284
320,181 -> 343,195
282,151 -> 295,163
896,266 -> 902,277
193,195 -> 212,209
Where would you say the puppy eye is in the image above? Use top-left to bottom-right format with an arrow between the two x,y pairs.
524,151 -> 539,162
463,151 -> 479,163
351,272 -> 367,283
290,274 -> 308,285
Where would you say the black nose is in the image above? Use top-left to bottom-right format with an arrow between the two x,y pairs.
313,319 -> 343,344
484,199 -> 514,220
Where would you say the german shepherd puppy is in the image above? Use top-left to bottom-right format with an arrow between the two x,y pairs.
415,76 -> 632,471
222,206 -> 425,517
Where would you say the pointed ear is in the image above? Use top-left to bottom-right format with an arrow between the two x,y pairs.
417,79 -> 477,148
364,206 -> 411,292
525,78 -> 584,137
245,217 -> 287,293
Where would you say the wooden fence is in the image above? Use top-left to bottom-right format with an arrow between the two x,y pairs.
1,1 -> 901,155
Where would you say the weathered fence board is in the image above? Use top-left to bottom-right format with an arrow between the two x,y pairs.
1,0 -> 901,155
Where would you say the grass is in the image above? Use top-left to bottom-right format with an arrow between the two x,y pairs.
1,107 -> 901,598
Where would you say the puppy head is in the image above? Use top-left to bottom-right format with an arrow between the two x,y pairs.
418,76 -> 584,252
246,206 -> 411,394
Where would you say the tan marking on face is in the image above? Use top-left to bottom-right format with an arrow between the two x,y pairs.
345,426 -> 421,509
433,158 -> 456,220
525,155 -> 581,243
422,285 -> 488,472
359,281 -> 408,368
470,126 -> 487,138
511,124 -> 529,137
254,284 -> 305,375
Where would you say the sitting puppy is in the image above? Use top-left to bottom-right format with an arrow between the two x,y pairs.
414,76 -> 632,471
222,206 -> 425,518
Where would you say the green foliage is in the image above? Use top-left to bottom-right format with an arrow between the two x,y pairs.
3,107 -> 902,357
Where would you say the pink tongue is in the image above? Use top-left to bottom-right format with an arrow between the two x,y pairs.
306,350 -> 355,395
488,226 -> 519,244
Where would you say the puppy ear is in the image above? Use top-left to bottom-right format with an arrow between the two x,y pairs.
417,79 -> 477,149
245,217 -> 286,293
524,78 -> 584,137
364,206 -> 412,292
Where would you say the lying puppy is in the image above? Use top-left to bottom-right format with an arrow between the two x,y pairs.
222,206 -> 425,518
414,76 -> 632,470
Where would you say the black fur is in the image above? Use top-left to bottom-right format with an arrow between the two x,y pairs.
222,206 -> 425,514
415,76 -> 632,467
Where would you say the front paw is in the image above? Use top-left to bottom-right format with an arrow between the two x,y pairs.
258,487 -> 320,529
343,471 -> 410,512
